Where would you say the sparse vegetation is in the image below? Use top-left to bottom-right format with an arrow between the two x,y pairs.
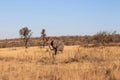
81,31 -> 120,47
0,31 -> 120,48
91,31 -> 116,46
0,31 -> 119,48
0,30 -> 120,80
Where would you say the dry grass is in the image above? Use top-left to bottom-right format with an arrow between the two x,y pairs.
0,46 -> 120,80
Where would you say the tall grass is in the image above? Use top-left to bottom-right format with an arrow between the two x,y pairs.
0,46 -> 120,80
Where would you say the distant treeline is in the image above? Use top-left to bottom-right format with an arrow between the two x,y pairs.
0,31 -> 120,48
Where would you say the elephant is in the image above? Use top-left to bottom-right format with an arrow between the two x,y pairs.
49,40 -> 64,55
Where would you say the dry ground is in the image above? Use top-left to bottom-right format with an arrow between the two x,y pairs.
0,46 -> 120,80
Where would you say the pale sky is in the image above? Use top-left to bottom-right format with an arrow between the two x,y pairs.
0,0 -> 120,39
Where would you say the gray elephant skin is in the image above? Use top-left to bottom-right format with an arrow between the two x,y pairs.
49,40 -> 64,55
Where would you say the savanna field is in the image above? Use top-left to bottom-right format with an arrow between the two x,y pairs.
1,0 -> 120,80
0,46 -> 120,80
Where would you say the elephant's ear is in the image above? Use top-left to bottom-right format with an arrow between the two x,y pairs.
53,40 -> 57,48
53,43 -> 57,48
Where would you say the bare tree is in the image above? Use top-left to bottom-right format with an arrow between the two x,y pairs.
19,27 -> 32,48
92,31 -> 113,46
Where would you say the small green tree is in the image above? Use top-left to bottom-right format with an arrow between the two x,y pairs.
19,27 -> 32,48
41,29 -> 47,47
